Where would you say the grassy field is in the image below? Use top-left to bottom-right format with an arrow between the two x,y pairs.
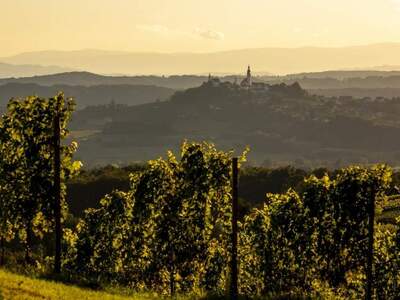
0,269 -> 311,300
0,269 -> 165,300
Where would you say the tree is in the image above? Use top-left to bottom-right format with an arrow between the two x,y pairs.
68,141 -> 247,294
239,165 -> 392,297
0,93 -> 81,263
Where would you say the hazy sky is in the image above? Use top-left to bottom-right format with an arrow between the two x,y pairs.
2,0 -> 400,57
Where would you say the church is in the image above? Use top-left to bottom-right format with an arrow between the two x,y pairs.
240,66 -> 269,90
207,66 -> 269,91
240,66 -> 252,87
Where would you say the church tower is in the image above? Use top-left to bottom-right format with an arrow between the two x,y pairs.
246,65 -> 252,86
240,65 -> 253,88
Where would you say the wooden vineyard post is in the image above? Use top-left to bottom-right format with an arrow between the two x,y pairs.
53,113 -> 61,274
231,157 -> 238,300
365,191 -> 375,300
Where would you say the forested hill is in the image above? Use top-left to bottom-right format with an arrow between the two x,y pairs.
0,82 -> 175,108
0,71 -> 207,90
3,70 -> 400,89
5,71 -> 400,97
69,80 -> 400,167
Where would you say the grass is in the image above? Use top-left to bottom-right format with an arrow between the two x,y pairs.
0,268 -> 161,300
0,268 -> 314,300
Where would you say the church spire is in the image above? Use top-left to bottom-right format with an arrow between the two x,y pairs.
247,65 -> 252,86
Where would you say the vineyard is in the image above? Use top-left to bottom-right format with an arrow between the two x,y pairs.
1,94 -> 400,299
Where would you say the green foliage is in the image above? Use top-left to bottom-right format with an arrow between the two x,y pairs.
372,224 -> 400,298
65,146 -> 400,298
66,164 -> 146,217
1,94 -> 399,298
239,165 -> 399,298
0,93 -> 81,260
66,142 -> 247,294
65,164 -> 312,220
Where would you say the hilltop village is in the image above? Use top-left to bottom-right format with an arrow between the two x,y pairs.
206,66 -> 306,97
207,66 -> 270,91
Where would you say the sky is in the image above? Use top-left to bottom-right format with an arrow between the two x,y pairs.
1,0 -> 400,57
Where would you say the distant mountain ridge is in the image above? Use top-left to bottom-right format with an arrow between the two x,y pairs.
3,43 -> 400,75
0,62 -> 74,78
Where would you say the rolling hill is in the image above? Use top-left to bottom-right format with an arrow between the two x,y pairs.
4,70 -> 400,94
0,82 -> 175,108
66,80 -> 400,167
0,71 -> 206,90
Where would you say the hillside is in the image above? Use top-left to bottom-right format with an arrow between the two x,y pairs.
0,72 -> 206,89
276,70 -> 400,79
309,88 -> 400,98
3,71 -> 400,96
3,72 -> 400,166
265,75 -> 400,89
67,80 -> 400,167
0,83 -> 175,108
4,44 -> 400,74
0,269 -> 157,300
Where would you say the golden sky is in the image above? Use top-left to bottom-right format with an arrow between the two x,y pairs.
1,0 -> 400,56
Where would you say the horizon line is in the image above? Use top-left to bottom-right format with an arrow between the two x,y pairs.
3,41 -> 400,58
